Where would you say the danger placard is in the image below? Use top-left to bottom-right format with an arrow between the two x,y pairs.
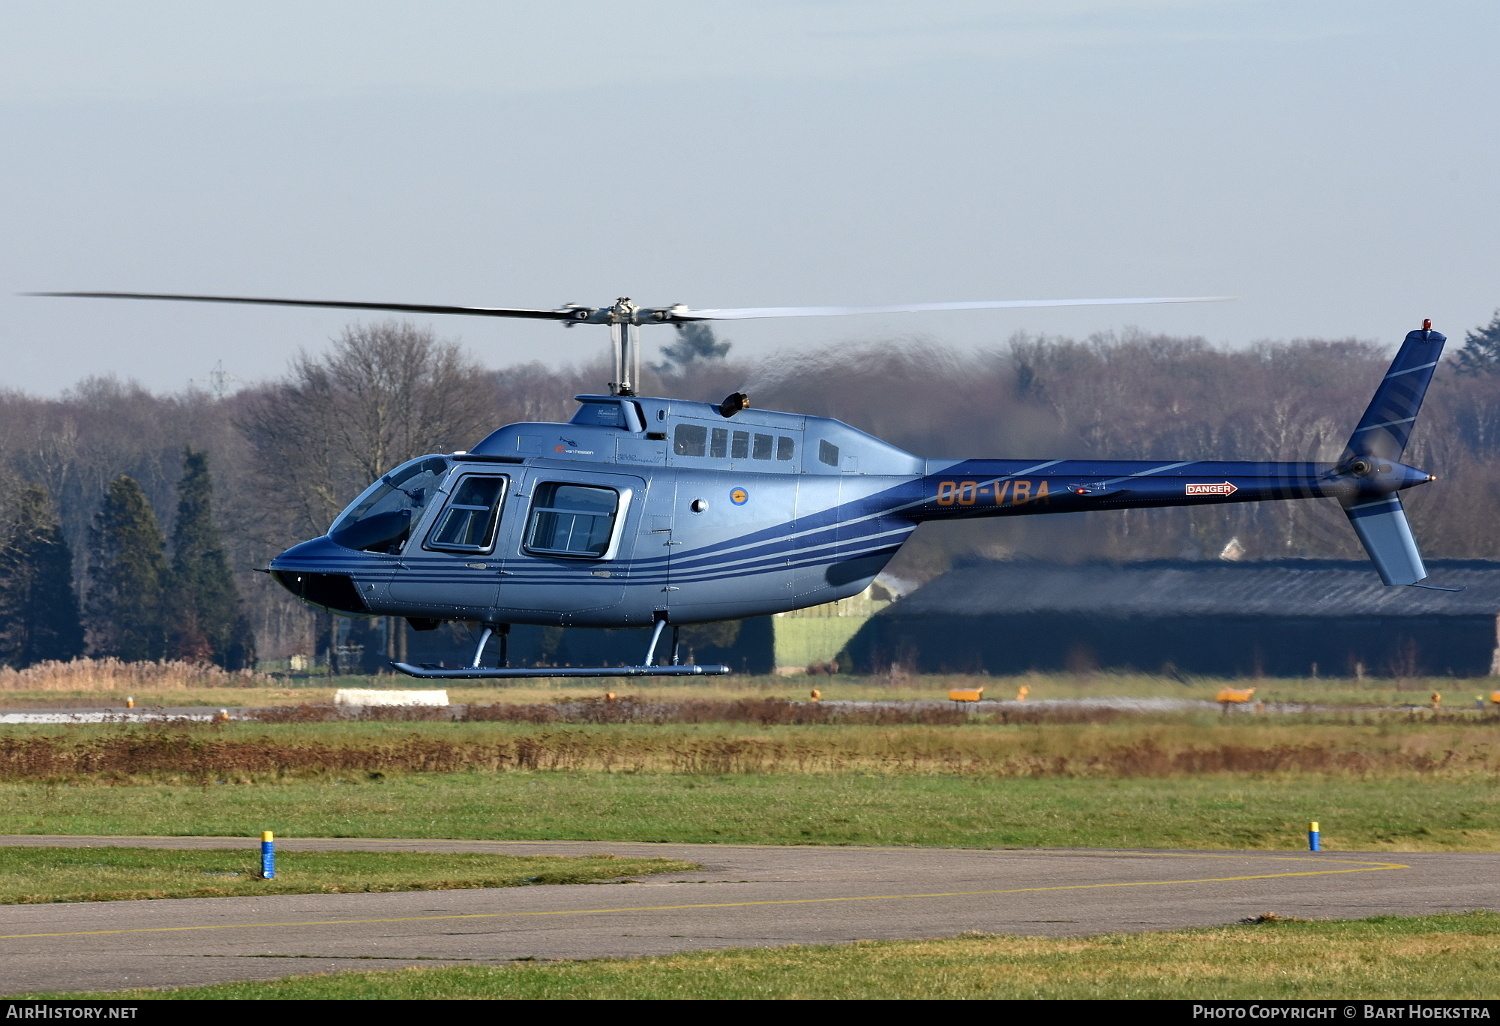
1185,482 -> 1238,496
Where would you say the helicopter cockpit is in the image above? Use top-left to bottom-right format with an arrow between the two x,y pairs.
328,456 -> 448,553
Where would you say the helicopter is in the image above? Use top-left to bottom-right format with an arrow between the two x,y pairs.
32,290 -> 1450,678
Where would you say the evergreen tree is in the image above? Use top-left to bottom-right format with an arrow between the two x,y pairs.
1454,310 -> 1500,376
653,322 -> 731,373
87,476 -> 168,661
169,449 -> 254,668
0,485 -> 85,667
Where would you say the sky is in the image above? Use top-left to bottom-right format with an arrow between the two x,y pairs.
2,1 -> 1497,395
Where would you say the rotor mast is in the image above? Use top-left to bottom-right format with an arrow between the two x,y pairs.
607,298 -> 642,397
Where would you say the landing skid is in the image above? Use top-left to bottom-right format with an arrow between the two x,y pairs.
391,662 -> 730,680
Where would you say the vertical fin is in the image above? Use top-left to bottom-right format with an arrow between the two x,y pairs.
1341,324 -> 1447,461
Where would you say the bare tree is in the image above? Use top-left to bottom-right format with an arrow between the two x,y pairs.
239,321 -> 497,538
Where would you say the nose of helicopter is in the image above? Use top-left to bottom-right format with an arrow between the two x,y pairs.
270,535 -> 353,566
267,535 -> 374,615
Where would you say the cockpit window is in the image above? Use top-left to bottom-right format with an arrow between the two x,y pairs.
329,456 -> 448,553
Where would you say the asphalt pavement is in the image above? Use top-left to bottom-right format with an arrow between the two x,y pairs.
2,836 -> 1496,995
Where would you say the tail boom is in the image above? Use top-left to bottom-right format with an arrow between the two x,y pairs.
909,458 -> 1355,522
894,323 -> 1445,587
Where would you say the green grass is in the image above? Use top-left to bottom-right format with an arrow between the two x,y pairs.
0,846 -> 695,904
6,773 -> 1500,850
38,911 -> 1500,999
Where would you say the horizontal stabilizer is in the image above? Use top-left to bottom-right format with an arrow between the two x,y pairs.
1343,495 -> 1426,586
392,662 -> 730,680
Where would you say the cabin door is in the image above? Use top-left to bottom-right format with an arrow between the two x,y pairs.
495,468 -> 644,620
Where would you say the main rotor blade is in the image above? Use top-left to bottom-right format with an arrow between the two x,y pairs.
26,291 -> 582,321
673,296 -> 1235,321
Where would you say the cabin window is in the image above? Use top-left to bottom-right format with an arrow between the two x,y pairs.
752,433 -> 773,460
819,440 -> 840,466
525,483 -> 619,558
710,427 -> 728,458
426,475 -> 507,552
731,430 -> 750,460
776,436 -> 795,461
570,402 -> 624,427
673,423 -> 708,457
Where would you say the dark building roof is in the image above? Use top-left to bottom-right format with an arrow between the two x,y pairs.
886,559 -> 1500,620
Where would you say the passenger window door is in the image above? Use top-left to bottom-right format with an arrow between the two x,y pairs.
524,482 -> 622,559
424,475 -> 508,553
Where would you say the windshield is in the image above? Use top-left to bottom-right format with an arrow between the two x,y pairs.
328,456 -> 449,553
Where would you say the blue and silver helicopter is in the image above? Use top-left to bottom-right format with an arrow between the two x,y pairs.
38,291 -> 1448,678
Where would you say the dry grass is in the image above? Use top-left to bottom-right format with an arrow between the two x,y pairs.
6,718 -> 1499,781
0,658 -> 271,692
0,667 -> 1477,708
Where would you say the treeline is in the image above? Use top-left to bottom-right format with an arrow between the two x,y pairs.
0,315 -> 1495,667
0,449 -> 251,669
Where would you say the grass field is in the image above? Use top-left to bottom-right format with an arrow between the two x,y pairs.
6,675 -> 1499,1000
36,911 -> 1500,1000
5,699 -> 1500,850
0,847 -> 693,904
4,773 -> 1498,851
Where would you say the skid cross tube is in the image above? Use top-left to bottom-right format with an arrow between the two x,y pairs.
391,662 -> 729,680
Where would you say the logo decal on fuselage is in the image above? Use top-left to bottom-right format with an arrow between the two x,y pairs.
730,488 -> 749,506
